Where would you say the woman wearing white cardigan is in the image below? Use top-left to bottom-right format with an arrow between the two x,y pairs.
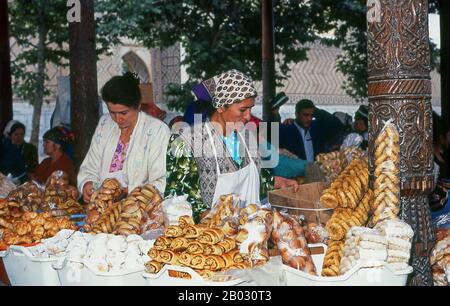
77,73 -> 170,203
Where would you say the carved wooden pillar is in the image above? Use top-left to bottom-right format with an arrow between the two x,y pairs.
367,0 -> 435,286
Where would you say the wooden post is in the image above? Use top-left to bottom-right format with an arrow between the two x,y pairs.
0,0 -> 13,131
367,0 -> 435,285
440,0 -> 450,121
69,0 -> 99,172
262,0 -> 275,123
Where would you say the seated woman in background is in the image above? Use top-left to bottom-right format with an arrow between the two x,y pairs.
0,120 -> 38,184
31,126 -> 76,185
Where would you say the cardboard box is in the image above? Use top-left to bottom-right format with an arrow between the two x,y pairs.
268,182 -> 333,224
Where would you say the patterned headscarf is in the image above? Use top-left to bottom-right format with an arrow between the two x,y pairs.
201,70 -> 257,109
43,126 -> 75,148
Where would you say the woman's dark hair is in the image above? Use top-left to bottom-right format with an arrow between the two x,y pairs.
9,122 -> 26,136
101,72 -> 141,108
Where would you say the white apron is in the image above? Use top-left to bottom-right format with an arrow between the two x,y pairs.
205,124 -> 260,207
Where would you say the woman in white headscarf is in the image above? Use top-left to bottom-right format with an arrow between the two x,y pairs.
165,69 -> 297,221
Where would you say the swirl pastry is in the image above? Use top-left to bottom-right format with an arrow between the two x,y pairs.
154,236 -> 173,250
198,228 -> 225,244
178,215 -> 195,228
186,241 -> 206,254
204,255 -> 227,271
170,237 -> 190,252
145,260 -> 164,274
178,252 -> 193,266
165,225 -> 184,237
158,250 -> 179,265
183,224 -> 208,238
148,248 -> 160,260
189,254 -> 207,269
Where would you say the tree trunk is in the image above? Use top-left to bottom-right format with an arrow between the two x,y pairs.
0,0 -> 13,131
30,4 -> 47,147
261,0 -> 276,123
440,0 -> 450,121
69,0 -> 99,172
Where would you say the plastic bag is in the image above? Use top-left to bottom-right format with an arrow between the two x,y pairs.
341,132 -> 364,149
239,256 -> 286,286
370,121 -> 401,226
200,194 -> 241,238
303,222 -> 329,244
45,170 -> 69,188
161,195 -> 192,227
0,173 -> 17,197
271,210 -> 317,275
236,207 -> 273,266
6,181 -> 43,215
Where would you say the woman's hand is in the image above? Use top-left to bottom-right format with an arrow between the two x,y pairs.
82,181 -> 94,204
274,176 -> 299,191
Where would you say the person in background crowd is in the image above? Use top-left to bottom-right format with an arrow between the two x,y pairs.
0,120 -> 38,184
354,105 -> 369,150
31,126 -> 76,185
77,73 -> 170,203
279,99 -> 322,161
433,112 -> 450,181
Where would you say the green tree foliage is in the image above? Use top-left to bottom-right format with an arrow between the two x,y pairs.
9,0 -> 69,145
99,0 -> 328,111
316,0 -> 440,102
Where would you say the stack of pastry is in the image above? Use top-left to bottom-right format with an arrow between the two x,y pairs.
430,229 -> 450,286
6,182 -> 43,215
322,188 -> 373,276
87,179 -> 123,215
325,189 -> 372,241
339,227 -> 387,274
271,210 -> 317,275
320,159 -> 369,209
89,184 -> 162,236
370,123 -> 401,226
0,211 -> 77,246
321,240 -> 345,276
374,219 -> 413,271
41,171 -> 82,215
145,215 -> 249,279
236,207 -> 273,266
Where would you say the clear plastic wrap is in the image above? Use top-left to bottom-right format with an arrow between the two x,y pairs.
0,173 -> 16,197
6,181 -> 43,216
303,222 -> 329,244
370,121 -> 401,226
235,207 -> 273,266
200,194 -> 241,238
161,195 -> 192,227
271,210 -> 317,275
45,170 -> 70,188
341,133 -> 364,149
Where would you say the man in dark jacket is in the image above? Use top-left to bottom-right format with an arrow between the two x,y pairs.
279,99 -> 323,161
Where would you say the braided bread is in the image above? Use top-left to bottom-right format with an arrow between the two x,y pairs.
320,159 -> 369,209
325,189 -> 373,241
321,240 -> 344,276
371,123 -> 400,226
